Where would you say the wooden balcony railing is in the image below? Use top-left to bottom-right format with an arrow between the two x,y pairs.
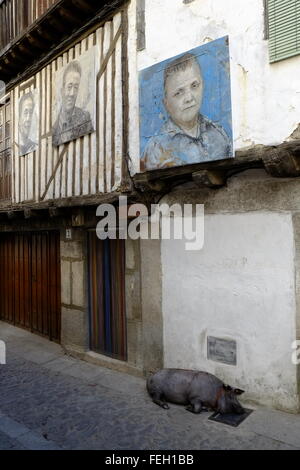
0,0 -> 57,53
0,0 -> 127,87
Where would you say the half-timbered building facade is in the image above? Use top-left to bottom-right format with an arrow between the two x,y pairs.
0,0 -> 141,371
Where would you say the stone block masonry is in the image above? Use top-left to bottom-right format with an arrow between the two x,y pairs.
60,229 -> 89,352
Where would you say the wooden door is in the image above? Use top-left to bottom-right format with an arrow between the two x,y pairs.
88,232 -> 127,361
0,231 -> 61,342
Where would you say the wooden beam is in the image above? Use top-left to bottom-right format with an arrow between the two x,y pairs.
133,140 -> 300,194
35,26 -> 57,44
47,16 -> 68,34
18,43 -> 36,59
192,169 -> 227,188
134,173 -> 168,193
134,154 -> 262,188
72,0 -> 96,14
9,50 -> 28,65
58,7 -> 83,25
26,32 -> 50,51
262,148 -> 300,177
41,146 -> 68,201
0,191 -> 135,215
7,211 -> 18,219
24,209 -> 39,219
49,207 -> 63,218
3,57 -> 19,71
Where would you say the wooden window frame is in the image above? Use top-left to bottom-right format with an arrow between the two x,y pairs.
263,0 -> 270,40
0,96 -> 11,201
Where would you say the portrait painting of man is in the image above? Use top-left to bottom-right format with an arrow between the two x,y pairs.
18,90 -> 39,157
52,47 -> 96,147
140,36 -> 233,171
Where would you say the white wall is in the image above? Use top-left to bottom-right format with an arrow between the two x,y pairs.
161,212 -> 298,410
128,0 -> 300,173
127,1 -> 300,410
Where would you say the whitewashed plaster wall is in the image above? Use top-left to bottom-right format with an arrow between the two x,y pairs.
161,211 -> 298,411
127,0 -> 300,410
128,0 -> 300,174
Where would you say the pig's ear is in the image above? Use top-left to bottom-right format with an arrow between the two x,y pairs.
234,388 -> 245,395
223,384 -> 232,391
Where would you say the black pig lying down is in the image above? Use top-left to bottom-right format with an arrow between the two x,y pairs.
147,369 -> 245,415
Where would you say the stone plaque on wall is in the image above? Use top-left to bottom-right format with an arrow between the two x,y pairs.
207,336 -> 237,366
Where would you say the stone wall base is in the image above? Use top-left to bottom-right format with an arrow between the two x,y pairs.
64,346 -> 144,378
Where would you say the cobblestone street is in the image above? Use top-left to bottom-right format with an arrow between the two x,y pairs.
0,321 -> 300,450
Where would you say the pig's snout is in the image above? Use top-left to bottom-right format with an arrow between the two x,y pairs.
218,385 -> 245,415
234,404 -> 245,415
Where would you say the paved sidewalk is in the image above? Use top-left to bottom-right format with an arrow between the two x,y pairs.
0,321 -> 300,450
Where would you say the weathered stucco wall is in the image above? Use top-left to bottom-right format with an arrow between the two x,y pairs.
128,0 -> 300,174
160,171 -> 300,412
128,0 -> 300,403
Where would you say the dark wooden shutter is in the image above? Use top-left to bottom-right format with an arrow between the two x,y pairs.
0,231 -> 61,342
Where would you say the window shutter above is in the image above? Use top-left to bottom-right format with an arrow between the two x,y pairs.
268,0 -> 300,63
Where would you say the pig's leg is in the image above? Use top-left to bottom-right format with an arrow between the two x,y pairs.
185,398 -> 203,414
152,392 -> 170,410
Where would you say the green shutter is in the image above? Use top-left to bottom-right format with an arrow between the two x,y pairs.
268,0 -> 300,63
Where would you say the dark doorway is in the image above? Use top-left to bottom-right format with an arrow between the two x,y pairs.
88,232 -> 127,361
